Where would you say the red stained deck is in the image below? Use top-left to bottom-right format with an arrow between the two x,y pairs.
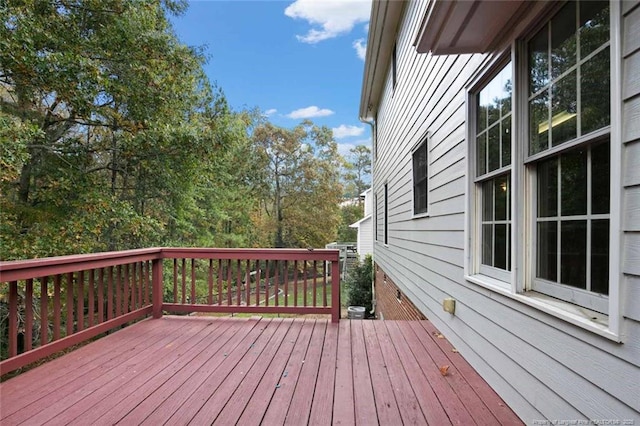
0,316 -> 522,425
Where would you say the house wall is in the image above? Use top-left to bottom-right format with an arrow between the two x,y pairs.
372,0 -> 640,422
363,188 -> 373,217
622,2 -> 640,322
355,216 -> 373,262
374,263 -> 425,320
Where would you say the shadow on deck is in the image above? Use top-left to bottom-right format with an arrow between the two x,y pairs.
0,316 -> 522,425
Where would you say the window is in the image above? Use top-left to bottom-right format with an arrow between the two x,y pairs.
412,135 -> 430,216
374,192 -> 379,242
467,0 -> 616,330
475,63 -> 513,280
392,43 -> 397,90
527,0 -> 610,314
384,183 -> 389,245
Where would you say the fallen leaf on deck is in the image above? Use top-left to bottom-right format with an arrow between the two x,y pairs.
439,365 -> 450,376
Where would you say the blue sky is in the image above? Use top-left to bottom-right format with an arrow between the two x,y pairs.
170,0 -> 373,156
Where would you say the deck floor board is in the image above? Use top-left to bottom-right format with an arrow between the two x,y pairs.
0,316 -> 522,425
62,318 -> 240,426
0,318 -> 166,414
360,320 -> 402,426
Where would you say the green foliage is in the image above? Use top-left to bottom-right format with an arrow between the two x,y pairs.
337,203 -> 363,242
0,1 -> 349,261
252,120 -> 343,248
342,144 -> 371,198
0,0 -> 264,259
345,255 -> 373,317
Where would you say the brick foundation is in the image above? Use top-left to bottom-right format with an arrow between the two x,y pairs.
374,263 -> 426,320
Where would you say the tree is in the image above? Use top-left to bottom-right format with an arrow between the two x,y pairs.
342,144 -> 371,198
336,203 -> 362,242
0,0 -> 253,259
345,255 -> 373,316
252,121 -> 343,248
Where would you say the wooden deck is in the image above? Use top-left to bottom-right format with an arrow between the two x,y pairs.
0,316 -> 522,425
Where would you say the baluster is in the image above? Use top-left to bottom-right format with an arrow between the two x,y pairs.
88,270 -> 95,327
245,260 -> 251,306
77,271 -> 84,331
323,261 -> 328,307
181,259 -> 186,304
122,263 -> 130,314
256,261 -> 262,306
264,260 -> 270,307
217,259 -> 223,305
191,259 -> 196,304
226,259 -> 232,306
25,279 -> 33,351
284,260 -> 289,307
312,261 -> 318,307
303,261 -> 308,307
138,262 -> 143,309
107,267 -> 114,320
66,272 -> 74,336
208,259 -> 214,305
293,261 -> 298,307
98,268 -> 105,323
274,260 -> 280,307
236,259 -> 242,306
40,276 -> 49,346
173,259 -> 178,303
115,265 -> 122,317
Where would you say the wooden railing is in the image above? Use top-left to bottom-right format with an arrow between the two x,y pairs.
0,247 -> 340,374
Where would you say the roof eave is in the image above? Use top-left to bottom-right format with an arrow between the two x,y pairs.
358,0 -> 406,121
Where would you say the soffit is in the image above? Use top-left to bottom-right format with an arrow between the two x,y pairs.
415,0 -> 531,55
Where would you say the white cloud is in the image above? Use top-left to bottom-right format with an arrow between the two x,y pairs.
338,138 -> 371,156
337,143 -> 356,157
332,124 -> 365,139
353,38 -> 366,61
285,0 -> 372,44
264,108 -> 277,117
286,106 -> 335,119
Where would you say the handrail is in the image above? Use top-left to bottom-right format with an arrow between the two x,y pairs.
0,248 -> 163,282
0,247 -> 341,375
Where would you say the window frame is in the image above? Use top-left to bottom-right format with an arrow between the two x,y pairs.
463,0 -> 623,340
523,0 -> 613,315
467,54 -> 515,285
374,192 -> 379,242
384,182 -> 389,245
411,134 -> 431,218
392,42 -> 398,91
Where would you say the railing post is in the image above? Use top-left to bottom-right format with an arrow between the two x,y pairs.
331,260 -> 340,323
152,258 -> 163,319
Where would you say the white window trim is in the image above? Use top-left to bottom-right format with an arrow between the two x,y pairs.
411,133 -> 431,219
465,52 -> 515,285
607,0 -> 623,339
463,1 -> 622,341
374,192 -> 378,243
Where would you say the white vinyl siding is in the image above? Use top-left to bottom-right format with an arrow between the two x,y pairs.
356,216 -> 373,261
371,0 -> 640,422
622,1 -> 640,325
